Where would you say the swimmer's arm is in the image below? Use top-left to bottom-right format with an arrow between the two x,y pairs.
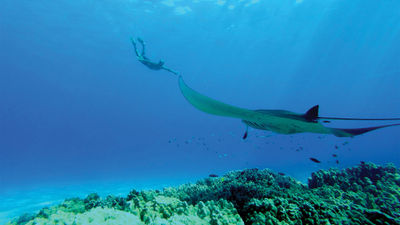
162,66 -> 179,75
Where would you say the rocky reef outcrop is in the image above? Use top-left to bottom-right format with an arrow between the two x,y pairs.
8,162 -> 400,225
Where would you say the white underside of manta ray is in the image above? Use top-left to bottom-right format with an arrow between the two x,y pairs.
177,76 -> 400,138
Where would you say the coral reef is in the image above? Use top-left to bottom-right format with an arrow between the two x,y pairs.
7,162 -> 400,225
8,190 -> 243,225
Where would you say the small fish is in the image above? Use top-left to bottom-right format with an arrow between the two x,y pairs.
360,161 -> 365,165
309,157 -> 321,163
209,174 -> 219,178
278,172 -> 285,176
332,154 -> 337,157
334,145 -> 339,149
336,160 -> 339,164
322,120 -> 331,123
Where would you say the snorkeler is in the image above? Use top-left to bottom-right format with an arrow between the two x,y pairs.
131,37 -> 179,75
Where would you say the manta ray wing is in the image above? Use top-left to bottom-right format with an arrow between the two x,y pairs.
178,76 -> 260,121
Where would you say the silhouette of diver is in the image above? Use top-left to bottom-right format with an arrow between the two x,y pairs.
131,37 -> 179,75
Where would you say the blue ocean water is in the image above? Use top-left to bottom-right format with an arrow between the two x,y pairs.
1,0 -> 399,223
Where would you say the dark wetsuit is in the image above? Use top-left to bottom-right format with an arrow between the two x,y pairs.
131,37 -> 179,75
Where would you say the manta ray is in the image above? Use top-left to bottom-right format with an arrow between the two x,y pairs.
177,76 -> 400,138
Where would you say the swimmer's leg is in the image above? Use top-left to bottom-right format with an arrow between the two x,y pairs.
130,37 -> 140,57
137,37 -> 146,56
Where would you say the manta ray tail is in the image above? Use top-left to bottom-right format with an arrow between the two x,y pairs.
330,123 -> 400,137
